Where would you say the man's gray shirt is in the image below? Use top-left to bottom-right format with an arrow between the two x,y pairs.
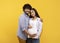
17,13 -> 29,40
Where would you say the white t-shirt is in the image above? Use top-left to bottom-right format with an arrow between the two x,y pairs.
28,17 -> 42,38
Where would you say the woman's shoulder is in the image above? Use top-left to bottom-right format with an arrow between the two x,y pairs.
37,17 -> 40,20
37,17 -> 43,22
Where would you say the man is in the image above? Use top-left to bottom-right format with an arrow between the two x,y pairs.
17,4 -> 36,43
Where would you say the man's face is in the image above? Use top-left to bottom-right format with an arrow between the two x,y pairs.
24,8 -> 31,15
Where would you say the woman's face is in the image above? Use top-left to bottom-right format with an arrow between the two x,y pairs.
31,10 -> 36,17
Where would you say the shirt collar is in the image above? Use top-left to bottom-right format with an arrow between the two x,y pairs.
24,13 -> 29,17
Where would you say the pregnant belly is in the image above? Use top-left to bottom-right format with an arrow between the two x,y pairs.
28,28 -> 37,34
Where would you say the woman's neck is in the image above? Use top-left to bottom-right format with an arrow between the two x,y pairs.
32,16 -> 37,20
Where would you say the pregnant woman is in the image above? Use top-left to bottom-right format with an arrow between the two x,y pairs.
26,8 -> 43,43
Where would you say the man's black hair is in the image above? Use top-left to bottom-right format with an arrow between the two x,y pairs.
23,4 -> 32,11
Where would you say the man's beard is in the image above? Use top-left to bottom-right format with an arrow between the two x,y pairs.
25,12 -> 30,16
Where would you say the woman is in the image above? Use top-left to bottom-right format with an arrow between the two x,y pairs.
26,8 -> 43,43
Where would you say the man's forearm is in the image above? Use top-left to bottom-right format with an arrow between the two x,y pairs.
23,29 -> 29,36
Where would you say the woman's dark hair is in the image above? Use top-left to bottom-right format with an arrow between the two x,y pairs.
30,8 -> 40,18
23,4 -> 32,11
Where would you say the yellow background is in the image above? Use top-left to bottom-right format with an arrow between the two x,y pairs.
0,0 -> 60,43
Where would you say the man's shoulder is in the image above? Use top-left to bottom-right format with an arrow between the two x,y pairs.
29,18 -> 32,21
19,13 -> 25,18
20,13 -> 25,17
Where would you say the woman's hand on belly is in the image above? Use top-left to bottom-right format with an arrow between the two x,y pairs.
29,34 -> 37,38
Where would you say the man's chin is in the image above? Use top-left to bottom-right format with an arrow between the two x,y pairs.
25,12 -> 29,14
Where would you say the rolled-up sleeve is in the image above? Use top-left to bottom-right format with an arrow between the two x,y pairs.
19,16 -> 26,31
37,19 -> 43,36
